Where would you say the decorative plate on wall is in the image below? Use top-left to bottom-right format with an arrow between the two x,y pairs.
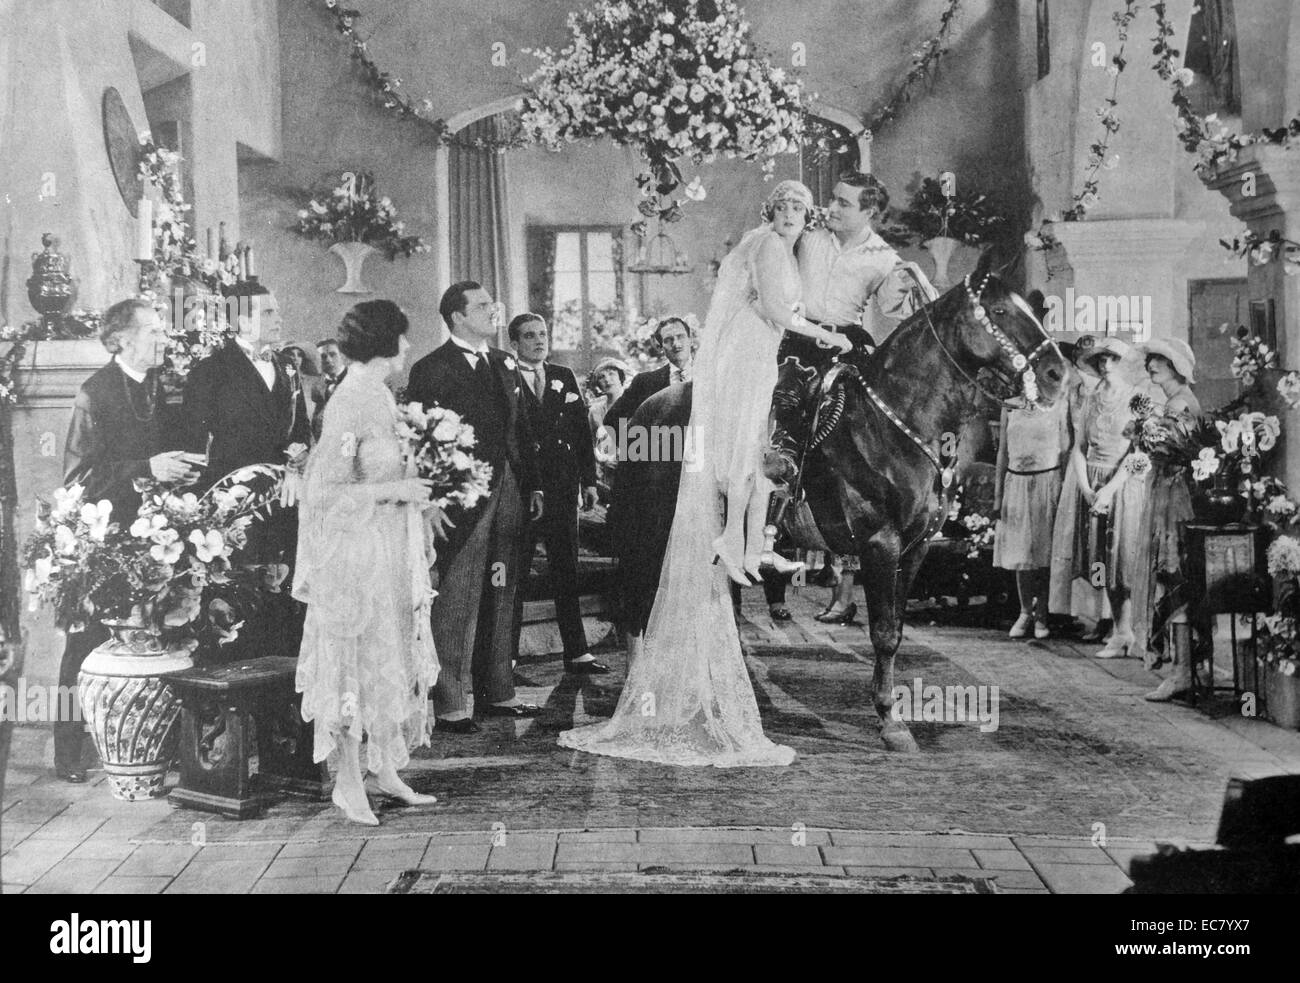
102,87 -> 144,217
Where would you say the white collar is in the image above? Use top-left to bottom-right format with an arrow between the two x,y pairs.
114,355 -> 148,385
517,360 -> 544,372
449,333 -> 489,356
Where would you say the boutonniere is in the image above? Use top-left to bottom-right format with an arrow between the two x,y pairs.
550,379 -> 564,393
564,391 -> 579,403
503,356 -> 516,371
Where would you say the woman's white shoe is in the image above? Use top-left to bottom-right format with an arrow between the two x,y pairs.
1033,620 -> 1050,640
1008,613 -> 1032,638
1095,632 -> 1134,658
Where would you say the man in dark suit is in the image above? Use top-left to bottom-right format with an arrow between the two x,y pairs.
601,316 -> 695,442
182,285 -> 312,497
182,284 -> 312,661
311,338 -> 348,440
508,313 -> 610,675
57,298 -> 200,781
406,282 -> 545,732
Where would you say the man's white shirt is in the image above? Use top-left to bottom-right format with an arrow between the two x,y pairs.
797,227 -> 932,330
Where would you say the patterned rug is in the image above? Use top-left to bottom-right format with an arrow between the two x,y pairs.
125,628 -> 1241,845
387,869 -> 996,894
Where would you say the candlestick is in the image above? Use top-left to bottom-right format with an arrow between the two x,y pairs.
135,198 -> 154,261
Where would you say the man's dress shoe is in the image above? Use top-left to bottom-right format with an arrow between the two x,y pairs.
478,703 -> 543,718
565,660 -> 611,675
434,717 -> 481,734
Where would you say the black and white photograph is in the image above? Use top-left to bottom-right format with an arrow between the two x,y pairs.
1,0 -> 1298,921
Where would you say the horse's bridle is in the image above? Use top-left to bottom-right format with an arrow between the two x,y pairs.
920,273 -> 1061,408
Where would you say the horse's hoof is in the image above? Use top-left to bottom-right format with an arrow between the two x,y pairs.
879,722 -> 919,753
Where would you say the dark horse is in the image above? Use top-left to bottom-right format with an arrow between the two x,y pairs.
610,251 -> 1069,752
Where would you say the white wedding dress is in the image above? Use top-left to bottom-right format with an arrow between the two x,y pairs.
557,228 -> 796,767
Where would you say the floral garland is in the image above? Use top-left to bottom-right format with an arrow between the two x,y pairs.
295,171 -> 430,259
519,0 -> 806,232
315,1 -> 522,150
1024,1 -> 1138,251
860,0 -> 963,137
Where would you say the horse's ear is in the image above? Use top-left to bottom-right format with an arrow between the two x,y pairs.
970,249 -> 995,286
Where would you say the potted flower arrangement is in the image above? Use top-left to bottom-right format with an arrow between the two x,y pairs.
294,171 -> 430,293
890,176 -> 1008,288
22,466 -> 288,799
1258,536 -> 1300,729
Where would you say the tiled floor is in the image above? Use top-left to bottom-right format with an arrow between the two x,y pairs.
4,588 -> 1298,894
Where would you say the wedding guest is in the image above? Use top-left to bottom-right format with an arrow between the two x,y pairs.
508,312 -> 609,675
1136,338 -> 1204,701
602,317 -> 694,438
994,397 -> 1070,639
56,298 -> 201,781
312,338 -> 348,440
406,282 -> 544,732
588,356 -> 628,494
294,300 -> 440,825
182,282 -> 312,660
1050,337 -> 1145,659
182,283 -> 312,494
1049,336 -> 1111,637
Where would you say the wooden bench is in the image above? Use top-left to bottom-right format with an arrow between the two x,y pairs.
166,656 -> 328,819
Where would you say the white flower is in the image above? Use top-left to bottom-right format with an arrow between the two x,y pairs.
188,528 -> 227,563
150,528 -> 183,564
1191,447 -> 1220,481
564,391 -> 579,403
54,524 -> 78,556
550,378 -> 564,392
1268,535 -> 1300,577
685,177 -> 707,201
130,514 -> 167,538
432,417 -> 460,443
503,357 -> 516,371
51,485 -> 85,522
1173,67 -> 1195,88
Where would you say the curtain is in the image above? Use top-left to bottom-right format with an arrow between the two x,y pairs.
1201,0 -> 1239,115
525,228 -> 557,329
449,114 -> 515,341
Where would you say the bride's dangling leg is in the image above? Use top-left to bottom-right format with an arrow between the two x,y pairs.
712,479 -> 753,585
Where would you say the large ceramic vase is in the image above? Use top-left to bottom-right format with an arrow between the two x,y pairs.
1193,473 -> 1247,525
329,240 -> 376,294
922,235 -> 962,290
78,619 -> 194,800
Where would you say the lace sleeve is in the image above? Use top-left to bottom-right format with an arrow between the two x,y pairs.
751,231 -> 800,330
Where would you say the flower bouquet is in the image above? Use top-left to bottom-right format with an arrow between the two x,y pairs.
294,171 -> 429,260
23,466 -> 289,653
892,176 -> 1009,247
395,403 -> 493,510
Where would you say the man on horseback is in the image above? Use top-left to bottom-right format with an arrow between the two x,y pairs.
763,172 -> 937,486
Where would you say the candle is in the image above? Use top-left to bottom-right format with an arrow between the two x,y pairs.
939,171 -> 957,198
245,242 -> 255,277
218,222 -> 228,260
135,198 -> 154,261
206,227 -> 215,259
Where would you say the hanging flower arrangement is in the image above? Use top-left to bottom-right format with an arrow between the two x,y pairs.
295,171 -> 430,260
518,0 -> 806,234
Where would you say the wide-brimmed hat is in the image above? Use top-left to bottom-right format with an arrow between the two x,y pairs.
1081,335 -> 1130,369
1137,337 -> 1196,384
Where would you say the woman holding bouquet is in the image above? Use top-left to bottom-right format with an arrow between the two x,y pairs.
294,300 -> 441,826
1134,339 -> 1203,700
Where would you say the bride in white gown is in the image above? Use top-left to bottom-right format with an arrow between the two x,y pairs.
557,181 -> 851,767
